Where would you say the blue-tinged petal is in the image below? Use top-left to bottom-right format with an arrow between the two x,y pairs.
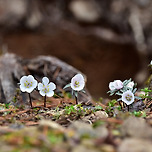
38,83 -> 44,90
48,82 -> 56,90
46,91 -> 54,97
39,90 -> 46,96
42,77 -> 49,85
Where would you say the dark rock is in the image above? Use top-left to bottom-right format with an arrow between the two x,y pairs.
0,53 -> 92,105
125,99 -> 146,112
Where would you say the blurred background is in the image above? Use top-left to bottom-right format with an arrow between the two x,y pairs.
0,0 -> 151,99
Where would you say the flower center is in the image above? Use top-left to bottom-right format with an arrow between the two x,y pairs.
42,87 -> 49,93
125,94 -> 132,101
74,81 -> 80,88
24,81 -> 33,88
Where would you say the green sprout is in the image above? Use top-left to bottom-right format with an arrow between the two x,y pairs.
64,105 -> 77,115
140,87 -> 152,99
131,111 -> 146,117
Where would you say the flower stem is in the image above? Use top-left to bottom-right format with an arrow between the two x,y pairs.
75,96 -> 78,104
123,102 -> 126,108
127,105 -> 130,111
44,95 -> 46,107
28,93 -> 33,108
118,101 -> 122,109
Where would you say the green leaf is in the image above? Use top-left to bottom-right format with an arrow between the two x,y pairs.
63,83 -> 71,89
116,92 -> 122,96
135,96 -> 142,100
81,90 -> 86,93
74,91 -> 78,98
132,88 -> 137,94
71,89 -> 74,96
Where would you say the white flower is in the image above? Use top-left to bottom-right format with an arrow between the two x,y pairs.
127,81 -> 134,88
113,80 -> 123,90
71,74 -> 85,91
38,77 -> 56,97
122,90 -> 134,105
109,82 -> 115,91
150,60 -> 152,65
20,75 -> 37,93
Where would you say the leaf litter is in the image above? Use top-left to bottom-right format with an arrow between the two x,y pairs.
0,96 -> 152,152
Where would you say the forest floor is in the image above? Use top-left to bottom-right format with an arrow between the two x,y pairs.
0,94 -> 152,152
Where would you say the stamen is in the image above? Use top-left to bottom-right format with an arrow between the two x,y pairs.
74,81 -> 80,88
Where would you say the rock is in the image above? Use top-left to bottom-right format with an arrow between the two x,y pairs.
0,53 -> 25,103
69,121 -> 97,139
94,111 -> 108,119
121,116 -> 152,138
9,123 -> 25,130
100,144 -> 115,152
72,145 -> 100,152
69,121 -> 108,139
82,111 -> 108,122
69,0 -> 101,22
25,55 -> 92,104
0,53 -> 92,104
0,0 -> 27,27
131,99 -> 146,111
25,0 -> 42,29
39,120 -> 64,132
0,0 -> 42,29
95,126 -> 109,139
118,138 -> 152,152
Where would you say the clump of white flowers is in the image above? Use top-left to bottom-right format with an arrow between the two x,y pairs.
108,79 -> 141,110
63,73 -> 86,104
20,75 -> 38,107
38,77 -> 56,107
19,75 -> 56,108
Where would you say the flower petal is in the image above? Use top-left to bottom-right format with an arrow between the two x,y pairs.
109,82 -> 115,91
38,83 -> 44,90
46,91 -> 54,97
71,81 -> 85,91
32,79 -> 38,88
71,74 -> 84,83
48,82 -> 56,90
20,76 -> 27,84
26,87 -> 35,93
71,74 -> 85,91
127,81 -> 134,88
113,80 -> 123,90
42,77 -> 49,85
39,90 -> 46,96
20,84 -> 27,92
27,75 -> 35,82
